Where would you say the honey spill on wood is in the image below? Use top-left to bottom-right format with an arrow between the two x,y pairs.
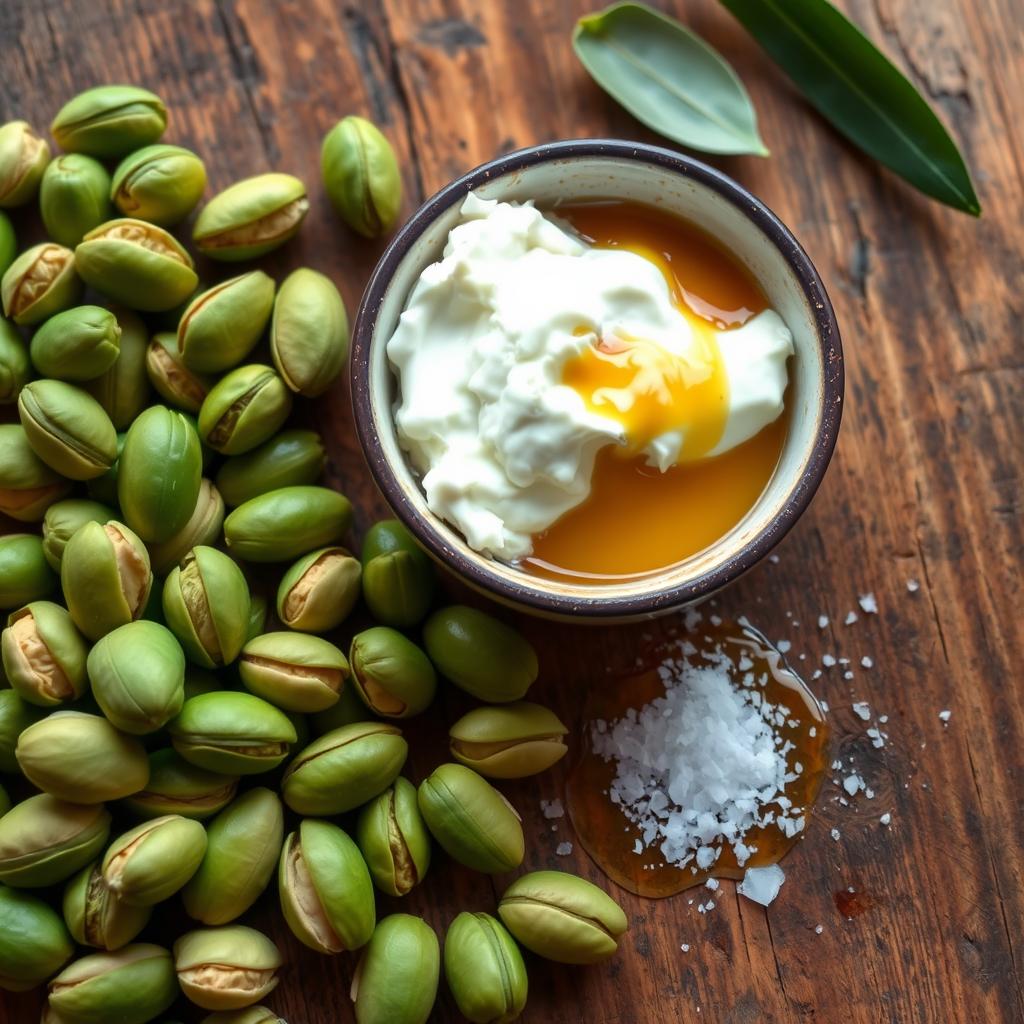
566,619 -> 829,898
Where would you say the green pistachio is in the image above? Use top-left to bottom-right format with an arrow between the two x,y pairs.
310,682 -> 373,736
0,793 -> 111,888
0,212 -> 14,276
215,429 -> 325,508
83,306 -> 150,429
193,173 -> 309,261
86,620 -> 185,734
1,242 -> 82,325
321,117 -> 402,239
449,701 -> 568,779
41,498 -> 116,571
0,689 -> 45,773
51,85 -> 167,158
169,691 -> 298,775
146,331 -> 212,413
444,912 -> 528,1024
497,870 -> 628,964
102,814 -> 207,907
175,925 -> 281,1011
123,748 -> 238,821
239,631 -> 348,713
0,424 -> 71,521
46,943 -> 178,1024
39,154 -> 112,246
162,546 -> 250,668
417,763 -> 524,874
270,267 -> 349,397
279,818 -> 375,954
349,627 -> 436,719
276,546 -> 361,633
61,520 -> 153,641
182,788 -> 283,926
355,778 -> 431,897
282,721 -> 407,816
63,860 -> 151,951
0,315 -> 30,403
362,550 -> 435,629
245,592 -> 268,642
177,270 -> 275,374
30,304 -> 121,381
0,120 -> 50,207
201,1010 -> 286,1024
111,144 -> 207,226
350,914 -> 439,1024
0,883 -> 75,991
223,485 -> 353,563
2,602 -> 88,707
148,478 -> 225,576
424,605 -> 538,703
198,364 -> 292,456
0,534 -> 57,608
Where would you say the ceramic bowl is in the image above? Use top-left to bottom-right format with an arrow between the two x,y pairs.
350,139 -> 842,622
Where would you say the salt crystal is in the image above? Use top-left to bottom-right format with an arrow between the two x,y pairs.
939,710 -> 951,723
822,654 -> 836,667
705,878 -> 719,891
858,593 -> 878,614
818,615 -> 829,629
852,702 -> 871,721
768,554 -> 780,564
830,828 -> 841,841
906,579 -> 920,593
843,774 -> 864,796
812,670 -> 823,681
815,924 -> 824,935
843,671 -> 855,680
556,841 -> 573,856
880,813 -> 891,826
861,656 -> 873,669
778,640 -> 791,653
819,700 -> 829,712
681,943 -> 690,952
844,611 -> 858,625
540,799 -> 564,819
633,838 -> 643,855
737,864 -> 785,906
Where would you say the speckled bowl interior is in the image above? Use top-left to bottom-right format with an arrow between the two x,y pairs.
351,140 -> 843,621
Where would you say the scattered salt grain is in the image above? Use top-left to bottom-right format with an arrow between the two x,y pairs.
540,799 -> 564,819
818,615 -> 829,629
633,838 -> 643,855
681,943 -> 690,953
843,671 -> 855,681
705,878 -> 719,891
768,554 -> 780,564
822,654 -> 836,667
815,924 -> 824,935
556,841 -> 573,856
844,611 -> 858,625
852,702 -> 871,721
880,813 -> 891,826
737,864 -> 785,906
858,592 -> 878,614
939,710 -> 951,724
906,579 -> 920,593
861,656 -> 873,669
777,640 -> 791,654
843,774 -> 864,796
830,828 -> 841,841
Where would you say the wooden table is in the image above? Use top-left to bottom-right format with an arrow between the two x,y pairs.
3,0 -> 1022,1021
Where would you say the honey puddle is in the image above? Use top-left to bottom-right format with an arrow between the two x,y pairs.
567,619 -> 829,898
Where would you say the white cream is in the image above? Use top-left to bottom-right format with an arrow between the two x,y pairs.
387,194 -> 793,561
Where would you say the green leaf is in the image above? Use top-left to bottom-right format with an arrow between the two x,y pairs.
573,2 -> 769,157
720,0 -> 981,215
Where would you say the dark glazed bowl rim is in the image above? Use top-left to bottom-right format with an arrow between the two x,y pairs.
350,139 -> 843,619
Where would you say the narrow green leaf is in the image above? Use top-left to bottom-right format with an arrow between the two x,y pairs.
720,0 -> 981,215
573,2 -> 769,157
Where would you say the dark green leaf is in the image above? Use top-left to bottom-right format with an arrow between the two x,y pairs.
573,2 -> 769,157
720,0 -> 981,215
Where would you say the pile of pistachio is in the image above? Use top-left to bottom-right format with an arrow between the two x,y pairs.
0,87 -> 628,1024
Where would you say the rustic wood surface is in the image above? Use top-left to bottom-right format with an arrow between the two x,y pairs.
2,0 -> 1023,1021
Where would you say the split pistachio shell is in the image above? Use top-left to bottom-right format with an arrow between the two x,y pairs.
46,943 -> 178,1024
201,1010 -> 286,1024
355,778 -> 431,897
224,485 -> 353,562
148,478 -> 225,576
362,549 -> 434,629
83,306 -> 150,429
76,218 -> 198,312
417,763 -> 524,874
51,85 -> 167,158
0,316 -> 30,404
215,429 -> 325,508
146,331 -> 212,412
193,173 -> 309,261
30,305 -> 120,381
449,701 -> 569,779
1,242 -> 81,325
102,814 -> 207,906
0,534 -> 57,608
444,912 -> 528,1024
169,691 -> 297,775
177,270 -> 275,374
87,620 -> 185,734
0,690 -> 45,774
0,793 -> 111,888
111,144 -> 207,226
350,914 -> 439,1024
321,117 -> 402,239
162,546 -> 250,668
270,268 -> 349,396
18,378 -> 117,480
63,860 -> 151,951
42,499 -> 115,571
198,364 -> 292,456
174,925 -> 282,1010
276,546 -> 361,633
123,748 -> 238,821
497,870 -> 628,964
0,120 -> 50,208
0,884 -> 74,991
239,631 -> 348,713
39,154 -> 112,246
282,721 -> 407,816
279,818 -> 375,954
0,212 -> 14,276
424,605 -> 538,703
0,424 -> 71,522
182,788 -> 283,926
61,520 -> 153,641
2,602 -> 89,707
349,627 -> 436,719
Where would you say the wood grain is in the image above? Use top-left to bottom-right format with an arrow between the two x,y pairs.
2,0 -> 1022,1021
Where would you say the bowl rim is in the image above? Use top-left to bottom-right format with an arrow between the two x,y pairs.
350,138 -> 843,619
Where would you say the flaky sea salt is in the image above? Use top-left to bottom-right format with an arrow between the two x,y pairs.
852,702 -> 871,721
540,799 -> 564,819
818,615 -> 829,629
861,656 -> 873,669
556,841 -> 573,856
906,579 -> 920,593
859,593 -> 878,614
844,611 -> 858,625
737,864 -> 785,906
822,654 -> 836,667
939,710 -> 951,724
880,813 -> 892,826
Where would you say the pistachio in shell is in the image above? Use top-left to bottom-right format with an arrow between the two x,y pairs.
449,701 -> 568,778
174,925 -> 282,1011
0,534 -> 57,609
39,153 -> 112,246
0,120 -> 50,208
41,498 -> 116,571
444,911 -> 528,1024
51,85 -> 167,158
355,778 -> 431,898
1,242 -> 82,326
111,143 -> 207,226
198,363 -> 292,456
0,424 -> 71,522
0,883 -> 75,991
62,860 -> 152,951
239,631 -> 348,713
215,429 -> 325,508
83,306 -> 151,429
122,748 -> 238,821
30,304 -> 121,382
146,331 -> 212,413
276,546 -> 361,633
147,477 -> 225,576
349,626 -> 436,719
